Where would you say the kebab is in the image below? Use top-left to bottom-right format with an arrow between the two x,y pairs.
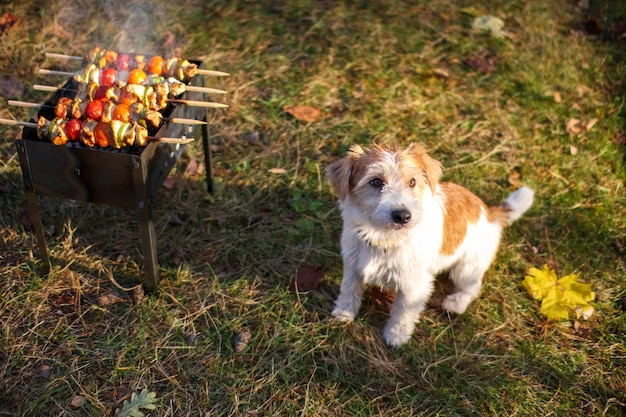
45,49 -> 230,77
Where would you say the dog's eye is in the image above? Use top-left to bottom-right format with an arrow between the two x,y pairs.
369,178 -> 384,188
409,178 -> 416,188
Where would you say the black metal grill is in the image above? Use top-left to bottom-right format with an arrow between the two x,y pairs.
15,59 -> 214,291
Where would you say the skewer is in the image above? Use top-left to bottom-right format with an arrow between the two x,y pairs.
167,99 -> 229,108
8,100 -> 219,118
44,52 -> 84,61
7,101 -> 207,125
0,118 -> 37,128
196,69 -> 230,77
0,118 -> 194,145
148,136 -> 195,144
40,66 -> 230,78
38,69 -> 75,77
33,83 -> 227,95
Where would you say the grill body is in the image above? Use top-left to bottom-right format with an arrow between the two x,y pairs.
15,59 -> 214,291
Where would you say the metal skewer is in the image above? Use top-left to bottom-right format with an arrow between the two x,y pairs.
7,101 -> 208,124
33,83 -> 227,95
0,118 -> 194,144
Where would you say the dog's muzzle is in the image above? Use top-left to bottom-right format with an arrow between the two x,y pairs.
391,208 -> 411,225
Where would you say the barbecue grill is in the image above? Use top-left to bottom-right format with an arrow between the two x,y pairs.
13,58 -> 220,291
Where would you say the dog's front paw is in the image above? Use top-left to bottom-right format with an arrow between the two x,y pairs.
382,322 -> 414,348
442,292 -> 473,314
331,307 -> 356,322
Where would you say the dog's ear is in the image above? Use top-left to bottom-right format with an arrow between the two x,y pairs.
406,143 -> 442,193
325,145 -> 364,200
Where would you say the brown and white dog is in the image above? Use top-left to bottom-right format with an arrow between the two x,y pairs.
326,143 -> 534,347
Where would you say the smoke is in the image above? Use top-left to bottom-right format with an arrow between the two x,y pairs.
102,0 -> 162,55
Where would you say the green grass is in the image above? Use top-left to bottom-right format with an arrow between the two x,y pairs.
1,0 -> 625,416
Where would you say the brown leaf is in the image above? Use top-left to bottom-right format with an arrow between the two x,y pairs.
70,395 -> 85,408
291,263 -> 323,292
0,12 -> 18,34
507,167 -> 523,187
464,54 -> 496,74
283,105 -> 322,122
233,327 -> 252,353
583,16 -> 602,35
96,290 -> 126,307
50,291 -> 78,314
370,287 -> 395,312
566,118 -> 583,136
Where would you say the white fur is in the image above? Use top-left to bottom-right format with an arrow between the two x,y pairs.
326,144 -> 533,347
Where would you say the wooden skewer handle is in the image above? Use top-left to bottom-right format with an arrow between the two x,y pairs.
168,99 -> 229,108
196,69 -> 230,77
45,52 -> 83,61
185,85 -> 227,94
149,136 -> 195,144
8,100 -> 49,108
166,118 -> 207,125
38,69 -> 75,77
0,118 -> 37,128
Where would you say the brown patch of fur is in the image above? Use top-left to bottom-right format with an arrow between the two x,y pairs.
489,205 -> 513,227
325,144 -> 365,200
403,143 -> 442,194
439,183 -> 486,255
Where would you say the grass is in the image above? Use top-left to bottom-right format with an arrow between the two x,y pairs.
0,0 -> 625,416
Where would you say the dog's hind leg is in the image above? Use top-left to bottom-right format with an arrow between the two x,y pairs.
442,262 -> 489,314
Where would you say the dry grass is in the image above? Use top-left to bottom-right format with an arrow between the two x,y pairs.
1,0 -> 625,416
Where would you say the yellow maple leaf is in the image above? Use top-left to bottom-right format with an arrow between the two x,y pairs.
522,265 -> 595,321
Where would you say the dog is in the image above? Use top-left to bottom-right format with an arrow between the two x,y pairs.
325,143 -> 534,347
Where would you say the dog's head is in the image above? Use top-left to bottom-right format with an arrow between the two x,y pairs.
326,143 -> 442,235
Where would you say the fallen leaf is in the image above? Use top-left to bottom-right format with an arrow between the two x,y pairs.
233,327 -> 252,353
583,16 -> 602,35
246,131 -> 260,145
167,212 -> 186,226
472,15 -> 508,38
96,290 -> 126,307
370,287 -> 395,312
585,118 -> 598,131
70,395 -> 85,408
283,105 -> 322,122
431,68 -> 450,79
291,263 -> 323,292
522,265 -> 595,321
38,364 -> 51,378
0,12 -> 18,34
566,118 -> 583,136
507,167 -> 523,187
464,55 -> 496,74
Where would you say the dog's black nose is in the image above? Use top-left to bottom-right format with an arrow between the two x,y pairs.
391,209 -> 411,225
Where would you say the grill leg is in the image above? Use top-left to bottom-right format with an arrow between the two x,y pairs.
25,190 -> 51,274
133,156 -> 160,291
137,200 -> 159,291
202,108 -> 213,194
15,140 -> 51,274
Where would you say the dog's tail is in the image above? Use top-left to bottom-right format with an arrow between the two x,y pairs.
492,186 -> 534,226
